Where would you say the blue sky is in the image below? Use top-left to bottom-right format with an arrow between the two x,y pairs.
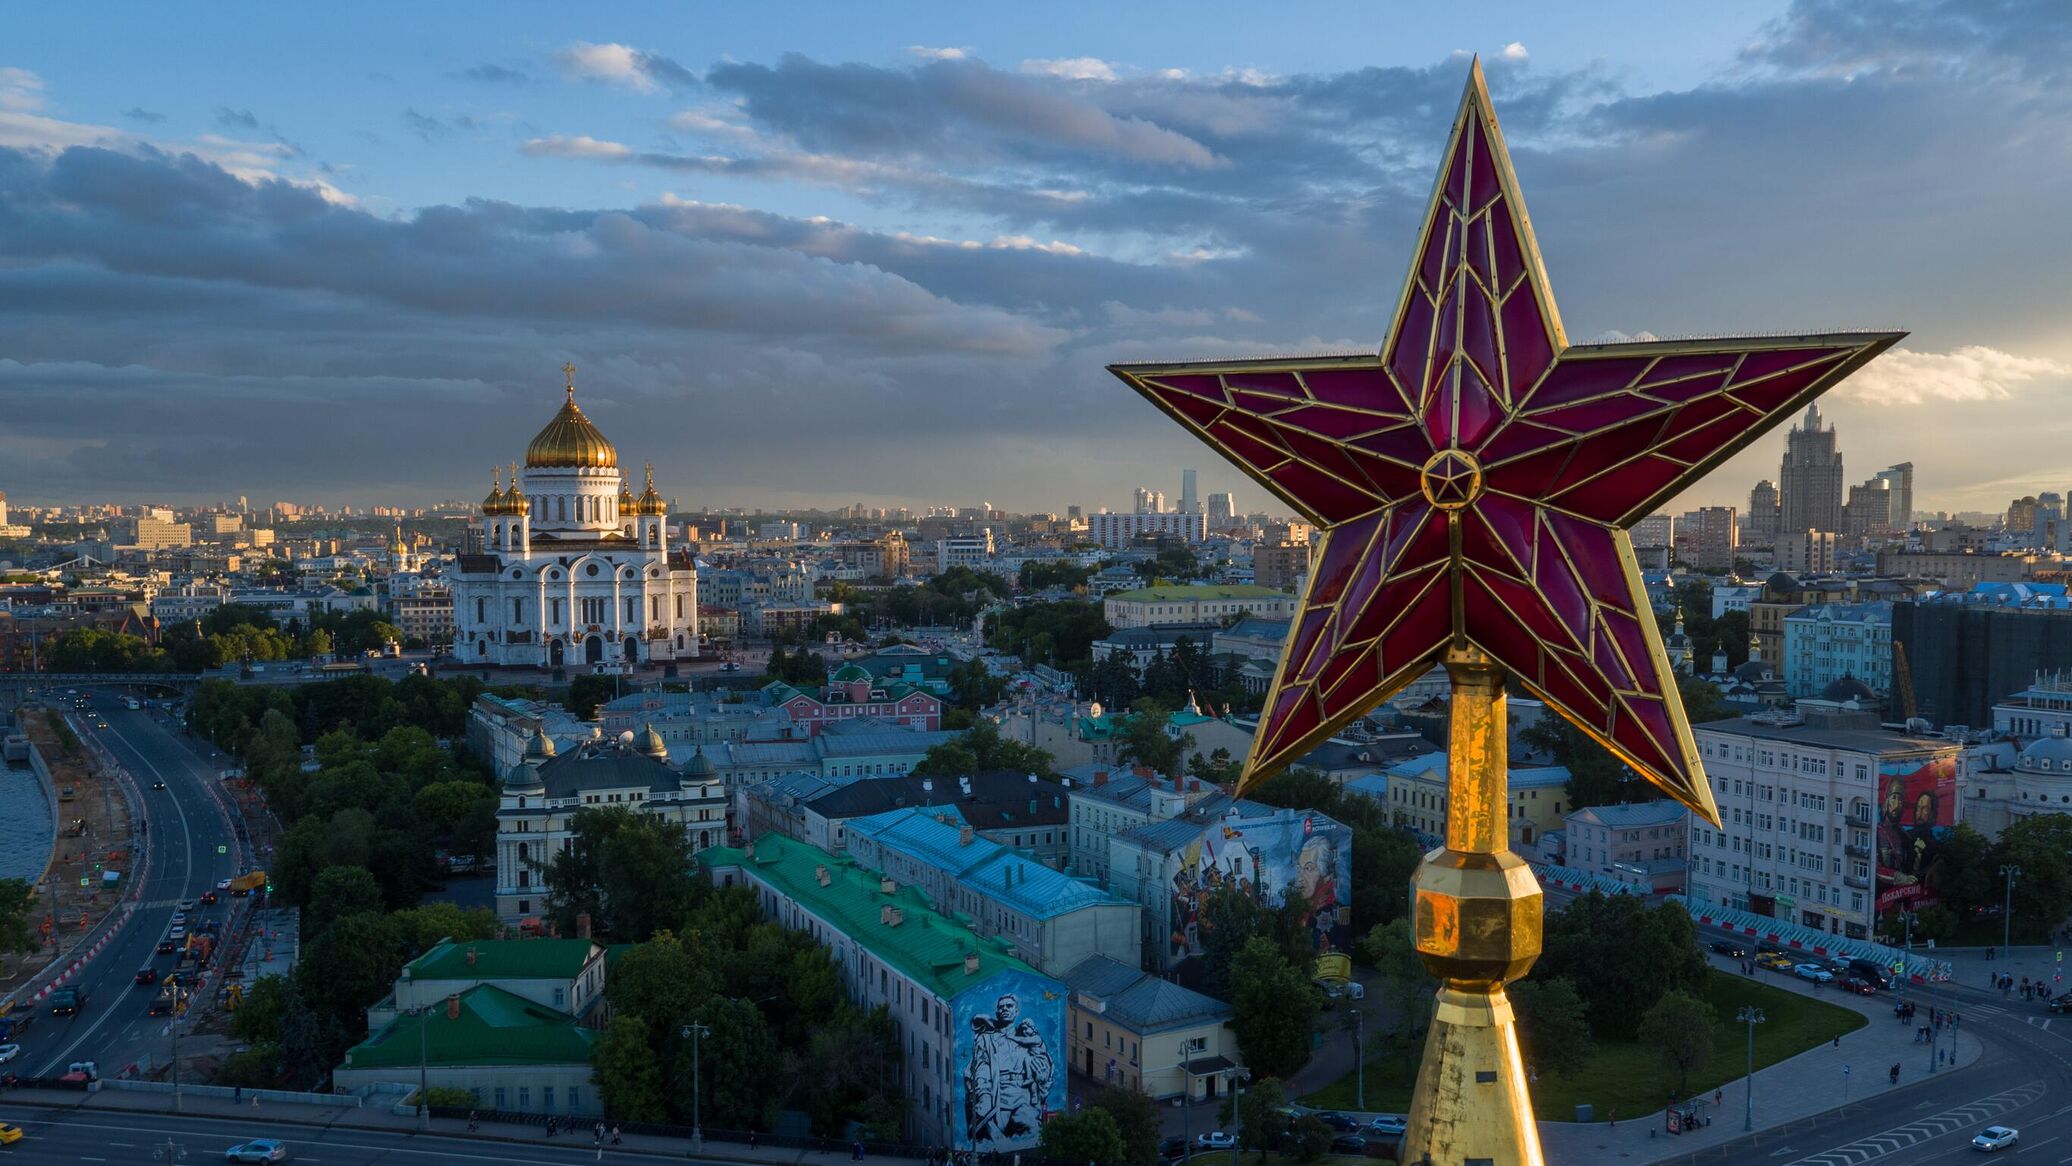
2,1 -> 2068,515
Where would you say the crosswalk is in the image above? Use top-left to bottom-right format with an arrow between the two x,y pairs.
1783,1080 -> 2045,1166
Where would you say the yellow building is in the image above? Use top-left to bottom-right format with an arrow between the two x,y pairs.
1061,955 -> 1242,1102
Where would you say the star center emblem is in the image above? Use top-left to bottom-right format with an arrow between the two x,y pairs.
1109,63 -> 1903,825
1419,449 -> 1483,511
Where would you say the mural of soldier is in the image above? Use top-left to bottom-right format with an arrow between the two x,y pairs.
964,992 -> 1055,1151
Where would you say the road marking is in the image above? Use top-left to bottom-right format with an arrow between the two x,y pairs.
30,722 -> 197,1078
1779,1080 -> 2045,1166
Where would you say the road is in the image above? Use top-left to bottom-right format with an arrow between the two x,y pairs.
16,694 -> 242,1081
0,1105 -> 698,1165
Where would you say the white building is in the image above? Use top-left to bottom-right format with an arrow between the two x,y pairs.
450,371 -> 698,670
1087,511 -> 1208,549
1102,584 -> 1296,630
494,725 -> 728,922
1683,706 -> 1962,940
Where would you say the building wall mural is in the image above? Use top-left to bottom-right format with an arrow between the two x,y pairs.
1875,755 -> 1958,912
953,969 -> 1066,1154
1167,811 -> 1352,964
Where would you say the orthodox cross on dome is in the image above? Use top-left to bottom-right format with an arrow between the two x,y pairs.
1109,61 -> 1903,826
562,361 -> 577,399
645,462 -> 656,490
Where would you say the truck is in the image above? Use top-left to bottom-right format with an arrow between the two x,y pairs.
125,698 -> 140,710
147,986 -> 178,1016
48,986 -> 86,1016
227,870 -> 266,896
0,1002 -> 33,1040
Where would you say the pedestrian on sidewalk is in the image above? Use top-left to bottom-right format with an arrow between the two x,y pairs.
468,1110 -> 479,1133
749,1132 -> 758,1150
853,1140 -> 864,1161
611,1126 -> 621,1145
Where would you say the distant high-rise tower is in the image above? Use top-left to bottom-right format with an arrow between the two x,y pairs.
1206,492 -> 1234,530
1876,462 -> 1914,531
1747,479 -> 1780,545
1150,490 -> 1166,514
1779,404 -> 1845,535
1133,487 -> 1152,514
1844,477 -> 1892,540
1180,468 -> 1199,515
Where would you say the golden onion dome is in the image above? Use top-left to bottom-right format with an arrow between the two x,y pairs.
637,463 -> 667,515
525,364 -> 617,469
503,463 -> 530,515
482,467 -> 508,515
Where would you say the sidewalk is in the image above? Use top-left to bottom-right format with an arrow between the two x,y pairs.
2,1085 -> 925,1166
1933,945 -> 2069,1002
1538,953 -> 1982,1166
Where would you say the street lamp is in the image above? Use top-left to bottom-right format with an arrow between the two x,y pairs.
680,1021 -> 711,1151
1160,1061 -> 1194,1160
2001,864 -> 2022,954
1736,1005 -> 1765,1131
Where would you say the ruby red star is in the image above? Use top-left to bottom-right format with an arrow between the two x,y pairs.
1109,63 -> 1902,824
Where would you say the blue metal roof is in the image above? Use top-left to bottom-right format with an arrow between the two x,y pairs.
1060,955 -> 1230,1034
846,808 -> 1123,920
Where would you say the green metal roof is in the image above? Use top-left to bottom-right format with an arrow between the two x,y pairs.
344,984 -> 595,1069
1106,584 -> 1288,602
404,938 -> 599,983
701,834 -> 1040,1001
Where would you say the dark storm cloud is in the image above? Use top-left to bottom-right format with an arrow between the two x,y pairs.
5,0 -> 2069,509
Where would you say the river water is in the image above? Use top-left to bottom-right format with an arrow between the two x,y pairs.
0,763 -> 55,883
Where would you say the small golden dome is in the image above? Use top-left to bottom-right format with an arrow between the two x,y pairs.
482,467 -> 508,515
524,364 -> 617,469
503,463 -> 530,515
637,463 -> 667,516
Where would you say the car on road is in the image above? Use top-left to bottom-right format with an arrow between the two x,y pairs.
1315,1112 -> 1359,1132
0,1123 -> 22,1145
176,899 -> 197,912
1158,1136 -> 1188,1162
225,1138 -> 292,1162
2047,993 -> 2072,1014
1756,952 -> 1795,971
0,1044 -> 20,1064
134,968 -> 158,985
1972,1126 -> 2019,1152
1838,975 -> 1878,995
1710,940 -> 1747,957
1330,1135 -> 1369,1155
156,936 -> 178,954
1194,1132 -> 1236,1150
200,891 -> 219,905
1794,963 -> 1834,983
169,925 -> 187,942
1368,1115 -> 1408,1136
151,779 -> 167,789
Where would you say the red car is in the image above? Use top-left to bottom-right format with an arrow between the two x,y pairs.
199,891 -> 219,906
1839,975 -> 1878,995
133,968 -> 157,986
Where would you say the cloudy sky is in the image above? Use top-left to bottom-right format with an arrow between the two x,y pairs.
2,1 -> 2067,516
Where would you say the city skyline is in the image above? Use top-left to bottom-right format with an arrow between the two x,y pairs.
2,2 -> 2068,512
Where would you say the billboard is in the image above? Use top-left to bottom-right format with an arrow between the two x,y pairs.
953,969 -> 1067,1155
1166,810 -> 1353,965
1875,754 -> 1958,912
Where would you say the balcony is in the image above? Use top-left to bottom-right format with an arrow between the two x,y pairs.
1843,875 -> 1870,890
1845,844 -> 1870,860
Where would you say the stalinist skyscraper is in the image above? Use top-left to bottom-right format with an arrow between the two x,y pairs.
1779,403 -> 1844,535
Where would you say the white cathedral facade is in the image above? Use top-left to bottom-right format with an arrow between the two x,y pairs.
451,368 -> 699,669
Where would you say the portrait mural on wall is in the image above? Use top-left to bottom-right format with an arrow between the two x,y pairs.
954,969 -> 1066,1154
1168,812 -> 1352,962
1875,755 -> 1957,911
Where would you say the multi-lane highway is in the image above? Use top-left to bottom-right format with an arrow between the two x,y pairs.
14,693 -> 243,1082
0,1104 -> 686,1165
